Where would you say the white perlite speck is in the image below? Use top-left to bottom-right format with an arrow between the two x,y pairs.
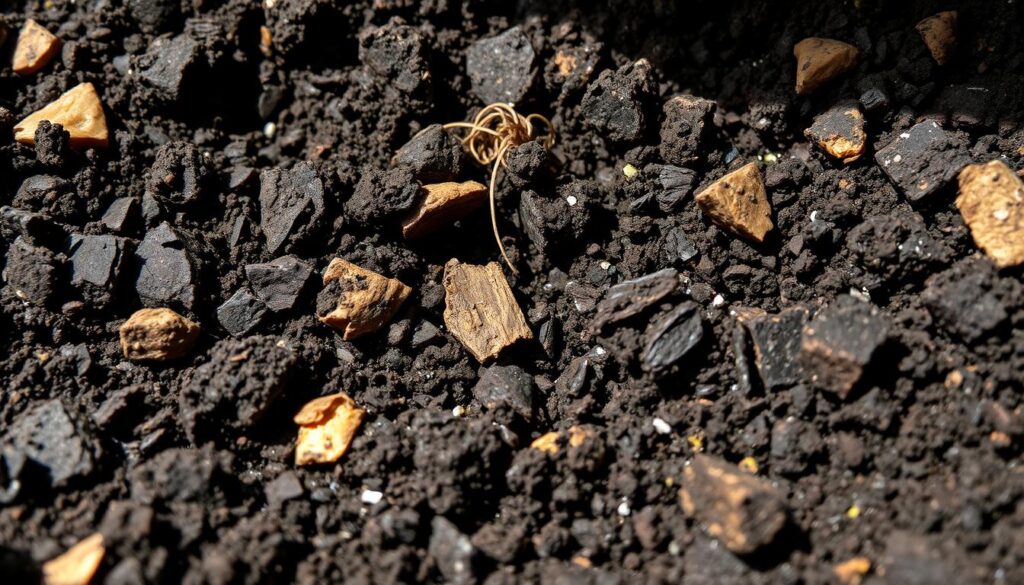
566,195 -> 578,206
360,490 -> 383,505
263,122 -> 277,139
452,405 -> 466,417
711,294 -> 725,307
652,418 -> 672,434
617,500 -> 631,517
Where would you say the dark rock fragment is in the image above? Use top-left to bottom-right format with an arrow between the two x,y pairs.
138,33 -> 200,101
4,399 -> 97,488
429,516 -> 476,585
100,197 -> 139,234
1,205 -> 61,245
147,141 -> 210,205
391,124 -> 467,183
472,364 -> 534,422
346,167 -> 419,225
663,227 -> 699,265
217,288 -> 268,337
260,162 -> 326,254
657,165 -> 698,212
245,255 -> 314,312
466,26 -> 536,105
660,95 -> 716,165
805,100 -> 866,163
590,268 -> 678,333
800,296 -> 890,397
641,301 -> 703,374
128,0 -> 180,33
922,262 -> 1007,343
69,234 -> 131,304
581,59 -> 655,144
359,17 -> 431,94
411,320 -> 443,348
770,416 -> 822,476
265,471 -> 303,508
3,236 -> 59,305
178,336 -> 297,444
742,306 -> 808,390
14,175 -> 79,222
130,445 -> 236,505
874,121 -> 971,201
33,120 -> 69,168
135,222 -> 198,310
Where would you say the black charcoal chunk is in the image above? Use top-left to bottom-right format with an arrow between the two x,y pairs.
411,320 -> 443,348
663,227 -> 699,264
244,255 -> 314,312
581,59 -> 655,144
259,162 -> 326,254
657,165 -> 698,212
346,167 -> 419,225
4,399 -> 97,488
147,141 -> 210,205
590,268 -> 678,333
69,234 -> 131,303
135,222 -> 198,310
473,364 -> 535,422
359,17 -> 431,94
100,197 -> 139,234
429,516 -> 477,585
874,121 -> 972,201
138,33 -> 200,100
34,120 -> 69,169
660,95 -> 716,165
466,26 -> 536,105
217,288 -> 268,337
178,336 -> 297,444
641,301 -> 703,373
3,236 -> 59,306
743,306 -> 809,390
800,296 -> 890,398
391,124 -> 467,183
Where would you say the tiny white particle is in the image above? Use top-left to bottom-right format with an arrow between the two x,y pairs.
899,133 -> 910,139
594,346 -> 606,356
263,122 -> 277,139
893,154 -> 902,163
566,195 -> 578,206
599,261 -> 611,270
668,541 -> 682,556
810,210 -> 819,222
360,490 -> 383,505
652,418 -> 672,434
993,209 -> 1010,221
712,294 -> 725,307
452,405 -> 466,417
617,500 -> 631,517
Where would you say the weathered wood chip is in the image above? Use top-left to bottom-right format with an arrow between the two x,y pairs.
955,160 -> 1024,268
834,557 -> 872,585
294,392 -> 365,466
590,268 -> 678,333
14,82 -> 109,149
805,101 -> 866,164
916,11 -> 957,65
317,258 -> 412,340
442,259 -> 532,362
678,454 -> 787,555
695,162 -> 773,243
13,19 -> 60,75
42,532 -> 105,585
793,37 -> 859,95
119,307 -> 200,361
402,180 -> 487,238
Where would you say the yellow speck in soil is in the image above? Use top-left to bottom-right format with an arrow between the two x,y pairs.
846,504 -> 861,519
739,456 -> 759,473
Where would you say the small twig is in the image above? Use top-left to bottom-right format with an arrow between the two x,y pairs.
444,103 -> 555,274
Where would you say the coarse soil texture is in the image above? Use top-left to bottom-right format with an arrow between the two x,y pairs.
2,0 -> 1024,584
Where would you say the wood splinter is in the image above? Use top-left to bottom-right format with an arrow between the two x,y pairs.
402,180 -> 488,239
442,259 -> 532,362
42,532 -> 105,585
317,258 -> 412,340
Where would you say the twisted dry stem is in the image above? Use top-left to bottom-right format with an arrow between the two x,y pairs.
444,103 -> 555,273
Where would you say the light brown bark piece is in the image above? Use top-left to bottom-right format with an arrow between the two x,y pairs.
805,101 -> 866,164
42,532 -> 105,585
793,38 -> 859,95
916,11 -> 957,65
317,258 -> 412,340
402,180 -> 487,239
294,392 -> 365,466
833,557 -> 872,585
678,454 -> 788,555
694,162 -> 773,243
442,259 -> 532,362
955,160 -> 1024,268
14,82 -> 109,149
119,308 -> 200,361
530,431 -> 561,454
13,19 -> 60,75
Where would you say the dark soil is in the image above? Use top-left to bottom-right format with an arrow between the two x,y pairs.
2,1 -> 1024,584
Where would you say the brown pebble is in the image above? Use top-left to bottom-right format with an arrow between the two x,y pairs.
694,162 -> 773,243
42,532 -> 105,585
442,259 -> 532,362
955,160 -> 1024,268
317,258 -> 412,340
805,100 -> 866,164
14,82 -> 109,149
833,557 -> 871,585
402,180 -> 487,239
678,454 -> 788,555
13,19 -> 60,75
119,308 -> 200,361
293,392 -> 365,466
793,37 -> 859,95
916,11 -> 957,65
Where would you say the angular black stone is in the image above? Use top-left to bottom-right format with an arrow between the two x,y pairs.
5,399 -> 97,488
663,227 -> 699,265
139,33 -> 200,100
874,121 -> 972,201
466,26 -> 535,105
473,364 -> 534,422
800,296 -> 890,397
135,222 -> 198,310
744,306 -> 809,390
259,162 -> 326,254
590,268 -> 678,333
392,124 -> 467,183
657,165 -> 698,212
581,59 -> 655,144
244,255 -> 314,312
69,234 -> 130,292
641,301 -> 703,373
100,197 -> 139,234
411,320 -> 443,348
217,288 -> 268,336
